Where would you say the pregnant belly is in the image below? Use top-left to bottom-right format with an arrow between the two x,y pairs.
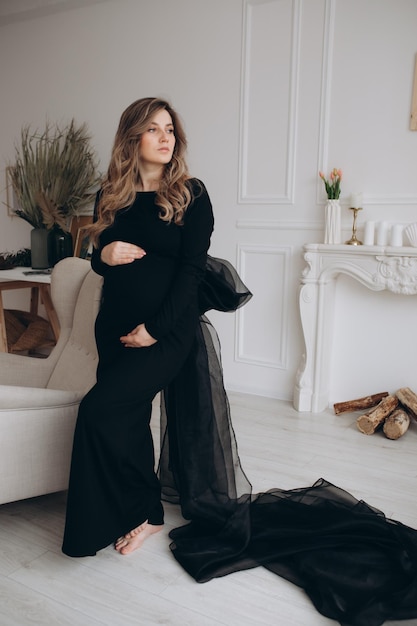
101,255 -> 176,326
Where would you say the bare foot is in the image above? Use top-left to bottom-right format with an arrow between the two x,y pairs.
115,520 -> 163,555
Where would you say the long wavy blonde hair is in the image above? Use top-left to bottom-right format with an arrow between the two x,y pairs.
89,97 -> 193,246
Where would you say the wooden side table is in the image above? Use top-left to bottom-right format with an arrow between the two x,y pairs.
0,268 -> 59,352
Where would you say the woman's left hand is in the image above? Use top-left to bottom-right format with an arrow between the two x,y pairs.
120,324 -> 157,348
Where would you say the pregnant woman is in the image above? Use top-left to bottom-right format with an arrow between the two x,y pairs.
62,96 -> 215,556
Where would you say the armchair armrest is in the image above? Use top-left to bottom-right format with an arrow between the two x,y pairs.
0,385 -> 83,409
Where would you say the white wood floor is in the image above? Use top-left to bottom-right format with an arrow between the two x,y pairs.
1,391 -> 416,626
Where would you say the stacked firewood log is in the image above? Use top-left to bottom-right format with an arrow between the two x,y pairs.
333,388 -> 417,439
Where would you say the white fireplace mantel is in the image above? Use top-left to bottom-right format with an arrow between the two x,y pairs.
293,243 -> 417,413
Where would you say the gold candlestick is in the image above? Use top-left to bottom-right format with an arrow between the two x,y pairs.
345,207 -> 363,245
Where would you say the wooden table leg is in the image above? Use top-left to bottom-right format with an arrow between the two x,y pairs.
0,292 -> 7,352
0,280 -> 60,352
30,286 -> 39,316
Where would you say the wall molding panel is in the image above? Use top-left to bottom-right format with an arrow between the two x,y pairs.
236,219 -> 323,231
316,0 -> 336,205
235,244 -> 291,369
239,0 -> 301,205
316,0 -> 417,206
359,193 -> 417,206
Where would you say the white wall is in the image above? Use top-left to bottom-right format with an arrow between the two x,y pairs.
0,0 -> 416,404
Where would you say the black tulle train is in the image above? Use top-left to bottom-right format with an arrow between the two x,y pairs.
158,256 -> 417,626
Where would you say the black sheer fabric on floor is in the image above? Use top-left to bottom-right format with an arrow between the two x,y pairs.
158,256 -> 417,626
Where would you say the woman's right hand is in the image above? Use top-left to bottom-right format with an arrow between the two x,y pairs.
100,241 -> 146,266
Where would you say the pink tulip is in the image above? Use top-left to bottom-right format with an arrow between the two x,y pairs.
318,167 -> 342,200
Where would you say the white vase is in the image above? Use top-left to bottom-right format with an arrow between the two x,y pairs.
324,199 -> 342,244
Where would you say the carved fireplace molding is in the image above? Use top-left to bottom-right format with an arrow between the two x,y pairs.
293,244 -> 417,413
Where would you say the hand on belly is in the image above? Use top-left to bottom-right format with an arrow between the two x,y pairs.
101,241 -> 146,265
120,323 -> 157,347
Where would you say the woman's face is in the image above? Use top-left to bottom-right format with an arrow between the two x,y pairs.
139,108 -> 176,167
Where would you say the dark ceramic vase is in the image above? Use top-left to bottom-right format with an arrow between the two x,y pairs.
48,226 -> 73,267
30,228 -> 50,269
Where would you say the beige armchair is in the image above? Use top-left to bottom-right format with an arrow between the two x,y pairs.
0,257 -> 102,505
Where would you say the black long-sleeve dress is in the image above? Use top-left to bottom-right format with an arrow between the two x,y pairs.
62,179 -> 417,626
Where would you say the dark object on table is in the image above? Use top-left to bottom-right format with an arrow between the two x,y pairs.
0,248 -> 31,270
